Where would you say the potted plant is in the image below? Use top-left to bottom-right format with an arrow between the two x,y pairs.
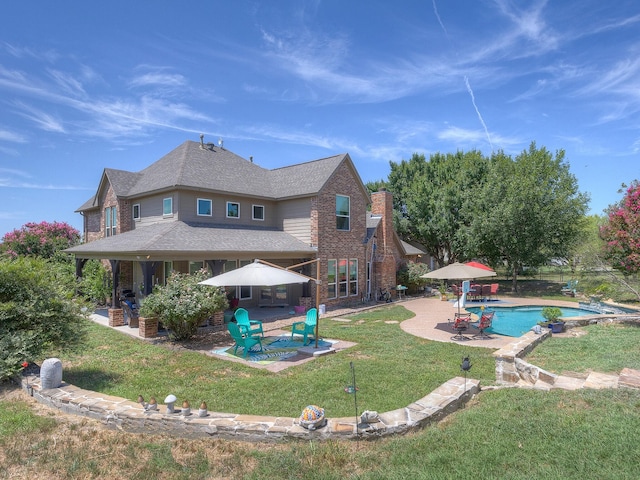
539,306 -> 564,333
437,282 -> 448,301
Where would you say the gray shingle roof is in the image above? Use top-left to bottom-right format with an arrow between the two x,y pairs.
66,221 -> 317,260
76,141 -> 358,211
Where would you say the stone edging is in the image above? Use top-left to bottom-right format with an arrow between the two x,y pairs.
19,375 -> 479,442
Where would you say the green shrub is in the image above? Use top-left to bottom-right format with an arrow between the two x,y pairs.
139,270 -> 227,341
396,261 -> 430,293
541,306 -> 562,324
78,260 -> 112,306
0,257 -> 88,381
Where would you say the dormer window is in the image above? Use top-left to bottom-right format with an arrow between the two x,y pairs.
227,201 -> 240,218
163,197 -> 173,216
336,195 -> 350,231
252,204 -> 264,221
197,198 -> 212,216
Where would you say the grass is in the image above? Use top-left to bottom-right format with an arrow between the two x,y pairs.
2,387 -> 640,479
3,297 -> 640,478
56,305 -> 498,418
527,322 -> 640,375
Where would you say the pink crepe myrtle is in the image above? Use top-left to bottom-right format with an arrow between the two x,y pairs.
601,181 -> 640,274
1,221 -> 80,259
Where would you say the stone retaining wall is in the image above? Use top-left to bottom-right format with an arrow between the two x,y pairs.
20,375 -> 479,442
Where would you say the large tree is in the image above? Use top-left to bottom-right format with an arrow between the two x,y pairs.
387,150 -> 489,267
474,143 -> 589,291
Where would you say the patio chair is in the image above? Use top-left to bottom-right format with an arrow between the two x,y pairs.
471,311 -> 495,339
234,308 -> 264,337
481,284 -> 491,301
448,313 -> 471,341
489,283 -> 499,300
290,308 -> 317,345
562,280 -> 578,297
227,322 -> 263,358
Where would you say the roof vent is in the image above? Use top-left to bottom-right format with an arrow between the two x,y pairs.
249,155 -> 253,163
218,137 -> 224,149
199,134 -> 204,149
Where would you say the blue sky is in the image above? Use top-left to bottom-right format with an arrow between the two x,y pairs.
1,0 -> 639,238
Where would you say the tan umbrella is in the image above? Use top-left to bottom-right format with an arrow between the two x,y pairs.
200,259 -> 324,348
199,260 -> 312,287
421,262 -> 497,315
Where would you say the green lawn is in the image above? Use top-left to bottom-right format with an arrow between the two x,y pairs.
3,303 -> 640,478
57,305 -> 498,418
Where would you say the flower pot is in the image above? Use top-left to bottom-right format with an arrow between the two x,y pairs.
548,322 -> 565,333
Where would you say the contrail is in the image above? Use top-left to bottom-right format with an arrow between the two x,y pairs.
432,0 -> 494,152
432,0 -> 449,38
464,76 -> 493,151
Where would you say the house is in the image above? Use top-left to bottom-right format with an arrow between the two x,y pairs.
67,137 -> 419,313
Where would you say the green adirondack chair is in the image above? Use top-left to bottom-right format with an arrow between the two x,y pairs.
234,308 -> 264,337
227,322 -> 262,358
290,308 -> 317,345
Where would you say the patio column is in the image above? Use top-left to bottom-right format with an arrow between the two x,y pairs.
109,259 -> 120,307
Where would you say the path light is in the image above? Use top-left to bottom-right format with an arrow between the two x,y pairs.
198,401 -> 208,417
461,356 -> 472,394
344,362 -> 360,443
164,394 -> 177,413
182,400 -> 191,416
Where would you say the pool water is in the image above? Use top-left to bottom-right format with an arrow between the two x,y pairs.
465,306 -> 599,337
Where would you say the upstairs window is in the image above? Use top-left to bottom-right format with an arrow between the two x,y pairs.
336,195 -> 350,231
252,204 -> 264,221
132,204 -> 140,221
197,198 -> 212,216
163,197 -> 173,216
227,201 -> 240,218
105,206 -> 117,237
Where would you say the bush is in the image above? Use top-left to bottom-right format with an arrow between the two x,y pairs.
540,306 -> 563,325
396,261 -> 430,293
78,260 -> 112,306
139,270 -> 227,341
0,257 -> 88,381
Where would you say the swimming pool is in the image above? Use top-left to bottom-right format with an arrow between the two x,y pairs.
465,305 -> 600,337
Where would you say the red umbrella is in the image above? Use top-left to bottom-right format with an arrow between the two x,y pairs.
465,261 -> 494,272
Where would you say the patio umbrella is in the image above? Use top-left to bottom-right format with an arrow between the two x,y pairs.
200,259 -> 324,348
465,261 -> 494,272
199,260 -> 312,287
421,262 -> 497,316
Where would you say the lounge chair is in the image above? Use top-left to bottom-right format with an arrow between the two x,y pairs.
449,313 -> 471,341
561,280 -> 578,297
234,308 -> 264,337
471,311 -> 495,339
291,308 -> 317,345
481,284 -> 491,301
227,323 -> 262,358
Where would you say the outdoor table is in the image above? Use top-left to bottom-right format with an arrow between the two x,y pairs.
396,285 -> 408,299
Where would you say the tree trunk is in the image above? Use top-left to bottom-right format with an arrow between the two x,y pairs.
511,265 -> 519,292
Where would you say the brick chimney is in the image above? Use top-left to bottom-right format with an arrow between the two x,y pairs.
371,188 -> 397,290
